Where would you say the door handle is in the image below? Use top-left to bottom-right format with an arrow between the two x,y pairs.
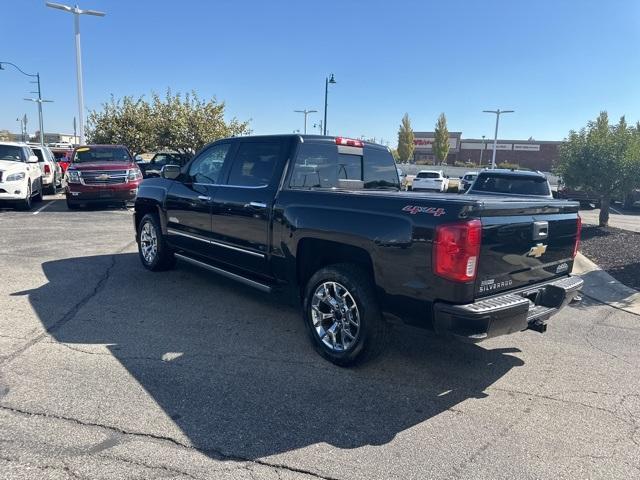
246,201 -> 267,209
198,195 -> 212,202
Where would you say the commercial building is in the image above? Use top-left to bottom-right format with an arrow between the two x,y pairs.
413,131 -> 562,172
9,131 -> 77,145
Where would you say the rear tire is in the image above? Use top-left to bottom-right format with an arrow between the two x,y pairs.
302,263 -> 389,367
137,213 -> 175,271
33,181 -> 43,202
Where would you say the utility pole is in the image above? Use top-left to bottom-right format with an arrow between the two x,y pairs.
1,62 -> 51,146
483,109 -> 514,169
479,135 -> 486,166
47,2 -> 106,145
73,117 -> 77,144
323,73 -> 336,135
294,109 -> 318,134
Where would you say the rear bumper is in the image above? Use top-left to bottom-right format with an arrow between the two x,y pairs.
433,275 -> 583,342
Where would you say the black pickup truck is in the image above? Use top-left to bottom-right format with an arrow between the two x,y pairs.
134,135 -> 583,366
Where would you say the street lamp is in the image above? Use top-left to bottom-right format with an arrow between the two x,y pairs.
0,62 -> 50,146
294,109 -> 318,134
479,135 -> 486,166
323,73 -> 336,135
483,109 -> 514,169
16,116 -> 27,142
46,2 -> 106,145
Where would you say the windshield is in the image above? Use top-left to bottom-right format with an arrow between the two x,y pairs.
472,173 -> 550,196
73,146 -> 131,163
417,172 -> 440,179
0,145 -> 26,162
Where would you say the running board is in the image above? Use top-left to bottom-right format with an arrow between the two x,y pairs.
174,253 -> 273,293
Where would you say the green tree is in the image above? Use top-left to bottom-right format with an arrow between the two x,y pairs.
86,95 -> 155,156
558,112 -> 640,226
86,89 -> 250,156
433,113 -> 450,165
397,113 -> 415,163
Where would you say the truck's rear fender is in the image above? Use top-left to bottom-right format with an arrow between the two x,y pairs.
281,205 -> 418,294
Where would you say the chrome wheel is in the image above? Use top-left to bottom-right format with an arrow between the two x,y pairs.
310,281 -> 360,352
140,220 -> 158,264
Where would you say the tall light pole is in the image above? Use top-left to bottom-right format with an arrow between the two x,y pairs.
323,73 -> 336,135
479,134 -> 486,166
1,62 -> 49,146
294,109 -> 317,134
46,2 -> 105,145
483,109 -> 514,169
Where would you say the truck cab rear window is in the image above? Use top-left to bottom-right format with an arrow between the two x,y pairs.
290,143 -> 399,190
473,173 -> 550,196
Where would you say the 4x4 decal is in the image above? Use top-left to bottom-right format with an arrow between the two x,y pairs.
402,205 -> 446,216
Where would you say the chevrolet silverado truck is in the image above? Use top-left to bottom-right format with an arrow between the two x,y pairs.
134,135 -> 583,366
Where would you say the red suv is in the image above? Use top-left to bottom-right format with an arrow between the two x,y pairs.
65,145 -> 143,209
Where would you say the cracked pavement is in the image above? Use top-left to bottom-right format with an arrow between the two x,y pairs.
0,196 -> 639,479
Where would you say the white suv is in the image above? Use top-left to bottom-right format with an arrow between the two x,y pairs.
411,170 -> 449,192
29,144 -> 62,194
0,142 -> 44,210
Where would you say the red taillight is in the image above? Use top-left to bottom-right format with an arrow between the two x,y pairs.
572,215 -> 582,258
44,164 -> 51,174
335,137 -> 364,148
433,219 -> 482,282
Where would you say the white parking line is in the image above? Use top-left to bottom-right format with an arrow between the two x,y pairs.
33,201 -> 54,215
610,206 -> 623,215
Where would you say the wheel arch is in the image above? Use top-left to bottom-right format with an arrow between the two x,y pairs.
296,238 -> 375,292
134,200 -> 167,236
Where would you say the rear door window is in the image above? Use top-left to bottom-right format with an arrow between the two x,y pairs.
32,149 -> 45,162
226,141 -> 281,187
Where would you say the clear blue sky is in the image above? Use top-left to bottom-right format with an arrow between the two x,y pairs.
2,0 -> 639,145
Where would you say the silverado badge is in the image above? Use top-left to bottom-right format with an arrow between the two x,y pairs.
527,243 -> 547,258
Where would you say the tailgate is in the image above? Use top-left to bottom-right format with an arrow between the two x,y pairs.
474,201 -> 580,297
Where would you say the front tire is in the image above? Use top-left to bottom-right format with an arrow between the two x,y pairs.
137,213 -> 175,271
302,263 -> 388,366
17,183 -> 32,211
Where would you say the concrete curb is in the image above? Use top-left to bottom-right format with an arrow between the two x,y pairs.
573,253 -> 640,315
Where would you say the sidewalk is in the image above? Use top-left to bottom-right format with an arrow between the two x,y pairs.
579,208 -> 640,232
573,253 -> 640,315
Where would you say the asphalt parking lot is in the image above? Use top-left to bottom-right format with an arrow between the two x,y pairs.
1,196 -> 639,480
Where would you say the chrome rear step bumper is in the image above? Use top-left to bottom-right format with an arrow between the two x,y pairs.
433,275 -> 583,342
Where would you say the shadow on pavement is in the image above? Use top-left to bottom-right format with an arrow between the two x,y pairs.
15,253 -> 524,459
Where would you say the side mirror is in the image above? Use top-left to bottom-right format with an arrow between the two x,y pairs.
161,164 -> 181,180
27,155 -> 39,163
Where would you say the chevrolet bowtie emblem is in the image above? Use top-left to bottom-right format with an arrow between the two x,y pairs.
527,243 -> 547,258
96,174 -> 109,180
